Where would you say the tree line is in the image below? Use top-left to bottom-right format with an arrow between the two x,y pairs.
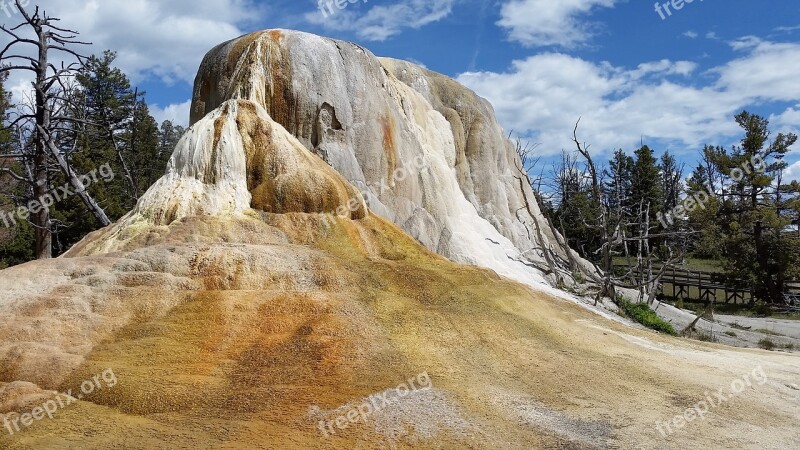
535,113 -> 800,306
0,2 -> 184,267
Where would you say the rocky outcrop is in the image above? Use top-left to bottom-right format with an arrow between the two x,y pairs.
188,29 -> 570,287
68,98 -> 367,256
136,99 -> 366,225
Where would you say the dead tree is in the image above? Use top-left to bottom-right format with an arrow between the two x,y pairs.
549,120 -> 689,307
513,137 -> 606,291
569,119 -> 619,301
0,0 -> 110,258
512,138 -> 568,286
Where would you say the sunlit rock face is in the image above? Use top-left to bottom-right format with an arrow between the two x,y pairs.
189,29 -> 569,286
134,98 -> 367,226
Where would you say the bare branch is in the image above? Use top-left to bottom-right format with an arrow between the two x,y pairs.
0,167 -> 32,185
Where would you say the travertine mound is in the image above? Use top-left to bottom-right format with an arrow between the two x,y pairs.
0,30 -> 798,449
189,29 -> 572,287
67,98 -> 366,256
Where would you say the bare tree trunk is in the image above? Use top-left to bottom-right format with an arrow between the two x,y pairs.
33,16 -> 52,259
514,170 -> 563,285
108,90 -> 138,200
32,143 -> 51,259
554,218 -> 579,274
682,300 -> 714,335
1,0 -> 110,258
39,127 -> 110,226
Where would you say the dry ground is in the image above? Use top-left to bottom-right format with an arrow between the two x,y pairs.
0,212 -> 798,449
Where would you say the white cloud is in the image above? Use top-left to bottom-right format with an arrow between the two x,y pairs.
497,0 -> 619,48
774,24 -> 800,33
306,0 -> 455,41
457,38 -> 800,158
715,38 -> 800,101
150,100 -> 192,128
1,0 -> 259,85
683,31 -> 699,39
629,60 -> 698,79
406,58 -> 429,69
784,161 -> 800,183
769,105 -> 800,137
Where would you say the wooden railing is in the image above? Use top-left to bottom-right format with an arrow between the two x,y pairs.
612,264 -> 800,305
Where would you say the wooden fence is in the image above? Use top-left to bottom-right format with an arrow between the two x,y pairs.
613,264 -> 800,306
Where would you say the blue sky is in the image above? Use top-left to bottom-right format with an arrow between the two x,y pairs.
3,0 -> 800,180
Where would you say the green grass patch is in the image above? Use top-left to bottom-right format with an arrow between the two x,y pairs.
680,258 -> 724,273
616,298 -> 677,336
754,328 -> 785,337
758,338 -> 776,351
724,330 -> 737,337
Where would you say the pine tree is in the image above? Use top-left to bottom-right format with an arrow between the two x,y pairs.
0,74 -> 36,267
76,51 -> 138,207
659,151 -> 682,213
712,111 -> 799,304
51,51 -> 163,255
553,150 -> 602,259
126,99 -> 161,195
685,163 -> 722,259
604,149 -> 634,213
149,120 -> 183,186
630,145 -> 664,220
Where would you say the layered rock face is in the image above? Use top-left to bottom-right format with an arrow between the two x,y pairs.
138,98 -> 366,224
70,98 -> 367,256
189,29 -> 568,287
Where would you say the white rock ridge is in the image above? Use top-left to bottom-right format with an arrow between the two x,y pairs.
137,99 -> 366,224
68,98 -> 367,256
186,29 -> 576,287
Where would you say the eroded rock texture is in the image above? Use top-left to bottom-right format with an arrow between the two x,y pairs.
189,29 -> 569,286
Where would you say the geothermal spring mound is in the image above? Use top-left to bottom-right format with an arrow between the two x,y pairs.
0,30 -> 798,449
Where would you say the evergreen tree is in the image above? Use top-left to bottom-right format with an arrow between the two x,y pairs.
0,73 -> 36,267
604,149 -> 634,212
785,180 -> 800,238
629,145 -> 663,220
685,163 -> 723,259
713,111 -> 798,304
127,99 -> 161,194
50,51 -> 163,255
552,150 -> 602,259
150,120 -> 183,186
75,50 -> 138,207
659,151 -> 682,213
